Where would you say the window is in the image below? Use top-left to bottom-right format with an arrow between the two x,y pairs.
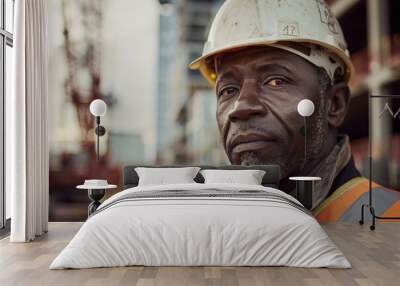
0,0 -> 14,231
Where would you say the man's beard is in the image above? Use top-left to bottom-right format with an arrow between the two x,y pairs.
238,150 -> 297,178
239,151 -> 263,166
235,114 -> 328,176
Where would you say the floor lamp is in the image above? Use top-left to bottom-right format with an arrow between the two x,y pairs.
359,94 -> 400,230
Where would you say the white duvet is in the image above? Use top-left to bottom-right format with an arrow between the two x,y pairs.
50,183 -> 350,269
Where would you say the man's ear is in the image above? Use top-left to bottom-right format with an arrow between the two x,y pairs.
326,83 -> 351,127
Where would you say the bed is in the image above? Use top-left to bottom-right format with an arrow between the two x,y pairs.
50,165 -> 350,269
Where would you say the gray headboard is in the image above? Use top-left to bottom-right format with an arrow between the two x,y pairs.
123,165 -> 281,189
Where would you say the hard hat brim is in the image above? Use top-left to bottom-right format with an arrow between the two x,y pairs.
189,39 -> 354,86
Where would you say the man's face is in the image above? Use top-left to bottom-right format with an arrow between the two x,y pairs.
215,46 -> 327,178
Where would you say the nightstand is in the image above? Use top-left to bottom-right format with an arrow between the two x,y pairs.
289,176 -> 321,210
77,180 -> 117,216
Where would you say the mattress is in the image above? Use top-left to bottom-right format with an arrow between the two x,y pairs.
50,183 -> 350,269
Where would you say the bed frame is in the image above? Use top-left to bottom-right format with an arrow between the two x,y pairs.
122,165 -> 281,190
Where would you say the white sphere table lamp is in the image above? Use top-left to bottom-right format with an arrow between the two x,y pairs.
293,99 -> 318,210
89,99 -> 107,161
297,99 -> 315,164
297,99 -> 315,117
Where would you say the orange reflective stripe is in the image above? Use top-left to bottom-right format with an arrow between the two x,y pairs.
380,201 -> 400,221
313,177 -> 365,216
315,179 -> 370,222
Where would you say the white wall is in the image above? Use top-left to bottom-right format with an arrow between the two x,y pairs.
101,0 -> 159,163
47,0 -> 159,163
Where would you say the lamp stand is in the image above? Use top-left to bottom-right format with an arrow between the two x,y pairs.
94,116 -> 106,161
96,116 -> 100,161
304,116 -> 307,167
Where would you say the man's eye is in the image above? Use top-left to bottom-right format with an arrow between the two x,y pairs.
264,78 -> 287,87
218,86 -> 239,98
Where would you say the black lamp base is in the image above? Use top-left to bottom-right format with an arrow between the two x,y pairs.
296,180 -> 314,210
88,189 -> 105,216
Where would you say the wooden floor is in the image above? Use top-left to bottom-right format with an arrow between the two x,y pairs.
0,222 -> 399,286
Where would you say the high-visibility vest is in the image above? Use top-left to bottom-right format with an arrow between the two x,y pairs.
313,177 -> 400,222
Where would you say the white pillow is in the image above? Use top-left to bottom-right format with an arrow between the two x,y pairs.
135,167 -> 201,186
200,169 -> 266,185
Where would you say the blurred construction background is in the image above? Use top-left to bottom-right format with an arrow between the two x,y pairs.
47,0 -> 400,221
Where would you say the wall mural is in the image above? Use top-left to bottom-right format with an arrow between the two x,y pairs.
48,0 -> 400,221
48,0 -> 225,221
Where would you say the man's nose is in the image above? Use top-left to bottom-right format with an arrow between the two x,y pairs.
228,80 -> 267,122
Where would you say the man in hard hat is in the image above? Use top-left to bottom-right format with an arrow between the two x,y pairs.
190,0 -> 400,221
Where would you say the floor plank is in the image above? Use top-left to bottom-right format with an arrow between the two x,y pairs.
0,222 -> 399,286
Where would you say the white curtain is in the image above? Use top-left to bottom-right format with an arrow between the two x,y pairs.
7,0 -> 49,242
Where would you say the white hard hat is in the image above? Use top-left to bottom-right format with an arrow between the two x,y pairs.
189,0 -> 354,86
